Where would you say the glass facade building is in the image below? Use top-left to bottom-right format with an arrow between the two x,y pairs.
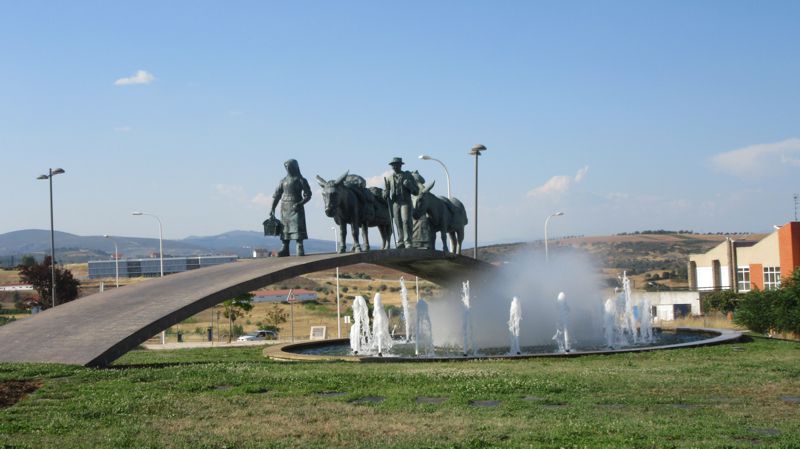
88,255 -> 238,279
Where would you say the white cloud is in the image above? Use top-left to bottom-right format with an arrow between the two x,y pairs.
251,193 -> 272,208
114,70 -> 155,86
574,165 -> 589,183
215,184 -> 245,197
213,184 -> 274,209
365,170 -> 394,188
711,138 -> 800,178
527,166 -> 589,198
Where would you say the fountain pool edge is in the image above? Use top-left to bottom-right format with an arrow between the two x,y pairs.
263,327 -> 743,362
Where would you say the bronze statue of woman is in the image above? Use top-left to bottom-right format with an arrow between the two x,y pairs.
270,159 -> 312,256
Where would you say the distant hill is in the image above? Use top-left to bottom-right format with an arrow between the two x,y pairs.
479,232 -> 767,278
0,229 -> 334,264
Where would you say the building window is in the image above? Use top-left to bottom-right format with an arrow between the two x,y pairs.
737,267 -> 751,292
763,267 -> 781,290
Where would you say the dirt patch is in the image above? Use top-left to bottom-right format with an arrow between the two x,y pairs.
0,380 -> 42,408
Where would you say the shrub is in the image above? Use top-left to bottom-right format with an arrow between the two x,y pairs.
734,268 -> 800,336
734,289 -> 777,334
702,290 -> 740,314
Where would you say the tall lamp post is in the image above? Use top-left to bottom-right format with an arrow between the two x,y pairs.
331,225 -> 342,338
37,168 -> 65,308
544,212 -> 565,263
418,154 -> 452,198
131,212 -> 164,277
468,144 -> 487,259
103,234 -> 120,288
132,212 -> 164,344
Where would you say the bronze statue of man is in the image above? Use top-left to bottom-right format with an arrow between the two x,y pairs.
271,159 -> 312,256
383,157 -> 419,249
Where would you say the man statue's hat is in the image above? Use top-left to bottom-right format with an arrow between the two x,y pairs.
389,157 -> 404,166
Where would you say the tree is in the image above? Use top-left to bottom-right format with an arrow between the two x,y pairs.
702,290 -> 740,315
263,302 -> 288,332
735,268 -> 800,336
19,255 -> 36,267
18,256 -> 80,310
222,293 -> 254,342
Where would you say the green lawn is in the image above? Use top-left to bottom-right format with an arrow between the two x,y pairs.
1,337 -> 799,449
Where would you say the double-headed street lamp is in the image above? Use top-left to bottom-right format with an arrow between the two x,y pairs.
544,212 -> 565,263
418,154 -> 451,198
103,234 -> 120,288
468,145 -> 487,259
37,168 -> 65,308
131,212 -> 164,277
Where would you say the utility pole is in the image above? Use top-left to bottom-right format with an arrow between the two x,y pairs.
794,193 -> 798,221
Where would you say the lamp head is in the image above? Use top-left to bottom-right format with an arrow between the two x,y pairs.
103,234 -> 110,238
469,144 -> 487,155
554,212 -> 565,217
37,175 -> 49,180
132,212 -> 143,216
419,154 -> 431,160
51,168 -> 65,175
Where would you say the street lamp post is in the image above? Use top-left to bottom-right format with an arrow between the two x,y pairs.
131,212 -> 164,277
37,168 -> 65,308
544,212 -> 565,263
332,226 -> 341,338
468,145 -> 487,259
132,212 -> 165,344
103,235 -> 120,288
418,154 -> 452,198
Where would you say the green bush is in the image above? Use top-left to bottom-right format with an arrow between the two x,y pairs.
702,290 -> 740,314
734,268 -> 800,335
734,290 -> 777,334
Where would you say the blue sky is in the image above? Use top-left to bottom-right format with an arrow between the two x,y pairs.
2,1 -> 799,245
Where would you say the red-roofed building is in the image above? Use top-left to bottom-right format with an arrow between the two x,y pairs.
252,289 -> 318,302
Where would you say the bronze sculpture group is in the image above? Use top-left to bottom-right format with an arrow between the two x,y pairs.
267,157 -> 467,256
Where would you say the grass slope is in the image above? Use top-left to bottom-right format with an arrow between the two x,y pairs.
1,337 -> 799,448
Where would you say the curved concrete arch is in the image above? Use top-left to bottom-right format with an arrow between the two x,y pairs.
0,249 -> 497,367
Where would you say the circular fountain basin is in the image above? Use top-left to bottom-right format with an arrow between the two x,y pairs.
264,327 -> 742,362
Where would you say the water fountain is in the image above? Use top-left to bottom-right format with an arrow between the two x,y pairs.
272,254 -> 741,361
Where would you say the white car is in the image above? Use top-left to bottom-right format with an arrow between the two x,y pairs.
236,330 -> 278,342
236,334 -> 264,342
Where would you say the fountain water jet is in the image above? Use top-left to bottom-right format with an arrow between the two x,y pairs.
415,299 -> 434,356
370,293 -> 393,356
508,297 -> 522,355
621,271 -> 638,344
553,292 -> 570,353
461,281 -> 476,356
400,277 -> 412,342
639,297 -> 654,343
349,295 -> 371,354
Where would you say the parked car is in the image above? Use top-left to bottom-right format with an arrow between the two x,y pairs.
254,329 -> 278,340
236,334 -> 262,342
236,330 -> 278,342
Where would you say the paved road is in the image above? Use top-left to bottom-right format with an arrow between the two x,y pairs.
0,249 -> 494,367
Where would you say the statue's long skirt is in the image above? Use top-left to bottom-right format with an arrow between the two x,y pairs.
280,202 -> 308,240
